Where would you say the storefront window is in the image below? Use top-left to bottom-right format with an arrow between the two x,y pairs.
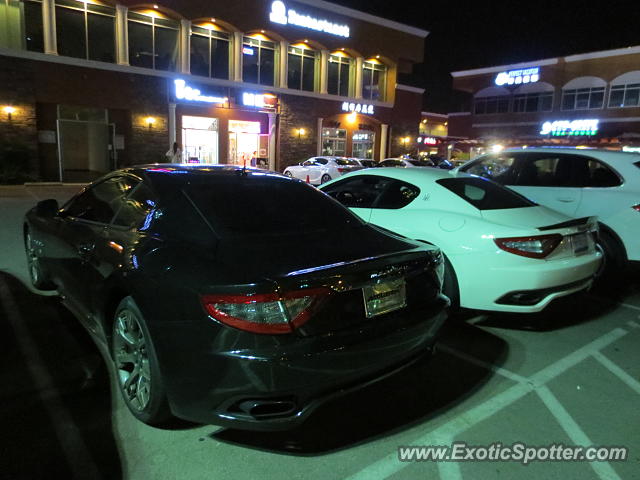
362,61 -> 387,101
55,0 -> 115,62
190,25 -> 230,80
228,120 -> 262,165
352,131 -> 375,159
1,0 -> 22,49
182,116 -> 219,164
128,11 -> 178,71
328,54 -> 352,97
287,45 -> 316,92
21,0 -> 43,52
243,36 -> 276,86
322,128 -> 346,156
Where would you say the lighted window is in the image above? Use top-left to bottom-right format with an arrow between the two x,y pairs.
243,36 -> 276,86
352,130 -> 375,159
190,25 -> 230,80
362,61 -> 387,101
608,83 -> 640,108
55,0 -> 115,62
128,10 -> 179,71
562,87 -> 604,110
19,0 -> 44,52
512,92 -> 553,113
287,45 -> 316,92
474,96 -> 510,115
322,128 -> 346,156
0,0 -> 23,49
328,53 -> 352,97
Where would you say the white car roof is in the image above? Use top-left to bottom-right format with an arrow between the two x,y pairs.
475,147 -> 640,164
336,164 -> 461,184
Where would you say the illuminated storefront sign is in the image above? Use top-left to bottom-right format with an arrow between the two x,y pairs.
269,1 -> 350,38
495,67 -> 540,86
242,92 -> 278,109
174,79 -> 227,104
540,119 -> 599,136
342,102 -> 374,115
418,137 -> 437,145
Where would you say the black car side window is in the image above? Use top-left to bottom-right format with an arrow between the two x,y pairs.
322,175 -> 393,208
373,180 -> 420,209
63,176 -> 139,224
574,158 -> 622,188
111,183 -> 158,229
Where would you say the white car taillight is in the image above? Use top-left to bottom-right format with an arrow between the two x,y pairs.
201,288 -> 330,334
494,234 -> 563,259
632,204 -> 640,212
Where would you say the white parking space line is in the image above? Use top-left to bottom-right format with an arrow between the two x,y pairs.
537,386 -> 622,480
0,277 -> 101,480
438,344 -> 529,385
592,352 -> 640,395
347,327 -> 629,480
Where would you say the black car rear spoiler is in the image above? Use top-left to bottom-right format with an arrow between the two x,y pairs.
538,216 -> 593,231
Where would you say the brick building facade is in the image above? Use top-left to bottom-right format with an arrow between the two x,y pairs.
0,0 -> 427,182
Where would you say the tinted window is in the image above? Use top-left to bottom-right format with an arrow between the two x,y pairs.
437,177 -> 535,210
381,160 -> 402,167
335,158 -> 359,166
63,176 -> 138,223
322,175 -> 393,209
185,176 -> 361,237
408,160 -> 432,167
315,158 -> 328,165
579,159 -> 621,188
374,180 -> 420,209
112,183 -> 157,229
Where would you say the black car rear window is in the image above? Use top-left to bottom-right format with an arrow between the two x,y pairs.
436,177 -> 536,210
335,158 -> 359,166
184,175 -> 362,237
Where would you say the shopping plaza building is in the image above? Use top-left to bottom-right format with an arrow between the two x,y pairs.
0,0 -> 427,181
447,45 -> 640,160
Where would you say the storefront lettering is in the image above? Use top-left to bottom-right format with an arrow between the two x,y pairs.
174,79 -> 227,104
269,1 -> 350,38
342,102 -> 374,115
495,67 -> 540,86
540,119 -> 599,136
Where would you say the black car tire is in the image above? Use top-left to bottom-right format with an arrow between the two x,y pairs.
442,255 -> 460,311
112,296 -> 172,426
596,230 -> 625,281
24,229 -> 56,291
321,174 -> 331,184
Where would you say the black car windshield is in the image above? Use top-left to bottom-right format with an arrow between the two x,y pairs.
184,174 -> 362,237
436,176 -> 536,210
335,158 -> 359,166
408,160 -> 432,166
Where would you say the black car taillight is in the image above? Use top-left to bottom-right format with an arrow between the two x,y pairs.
201,288 -> 330,334
494,234 -> 563,259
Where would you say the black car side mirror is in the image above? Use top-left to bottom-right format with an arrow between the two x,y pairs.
36,199 -> 59,218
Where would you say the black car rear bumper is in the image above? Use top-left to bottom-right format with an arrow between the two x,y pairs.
156,295 -> 448,431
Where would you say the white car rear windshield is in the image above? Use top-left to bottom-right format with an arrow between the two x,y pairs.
335,159 -> 360,166
436,177 -> 536,210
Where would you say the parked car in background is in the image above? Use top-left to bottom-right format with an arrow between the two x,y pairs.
283,156 -> 362,184
353,158 -> 379,168
24,165 -> 448,429
380,158 -> 434,168
320,168 -> 602,313
458,148 -> 640,273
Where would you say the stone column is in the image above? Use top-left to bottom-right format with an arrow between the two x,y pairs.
319,50 -> 329,94
379,124 -> 389,160
233,32 -> 243,82
180,19 -> 191,74
355,56 -> 364,99
115,5 -> 129,65
42,0 -> 57,55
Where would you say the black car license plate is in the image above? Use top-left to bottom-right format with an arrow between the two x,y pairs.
362,278 -> 407,318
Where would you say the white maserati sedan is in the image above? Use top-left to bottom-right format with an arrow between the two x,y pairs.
458,148 -> 640,274
283,157 -> 362,185
320,167 -> 602,313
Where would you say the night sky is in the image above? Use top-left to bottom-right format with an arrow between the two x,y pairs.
335,0 -> 640,112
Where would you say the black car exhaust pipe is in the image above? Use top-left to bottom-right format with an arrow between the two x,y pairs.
237,399 -> 298,418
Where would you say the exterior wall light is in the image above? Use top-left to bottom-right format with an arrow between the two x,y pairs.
297,128 -> 306,138
347,111 -> 357,124
3,106 -> 16,120
145,116 -> 156,129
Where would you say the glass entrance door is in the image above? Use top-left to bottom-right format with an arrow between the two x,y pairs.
228,120 -> 261,166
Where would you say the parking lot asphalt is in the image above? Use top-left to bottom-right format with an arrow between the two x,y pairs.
0,184 -> 638,480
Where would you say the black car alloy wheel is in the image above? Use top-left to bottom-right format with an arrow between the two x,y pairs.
112,296 -> 171,425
